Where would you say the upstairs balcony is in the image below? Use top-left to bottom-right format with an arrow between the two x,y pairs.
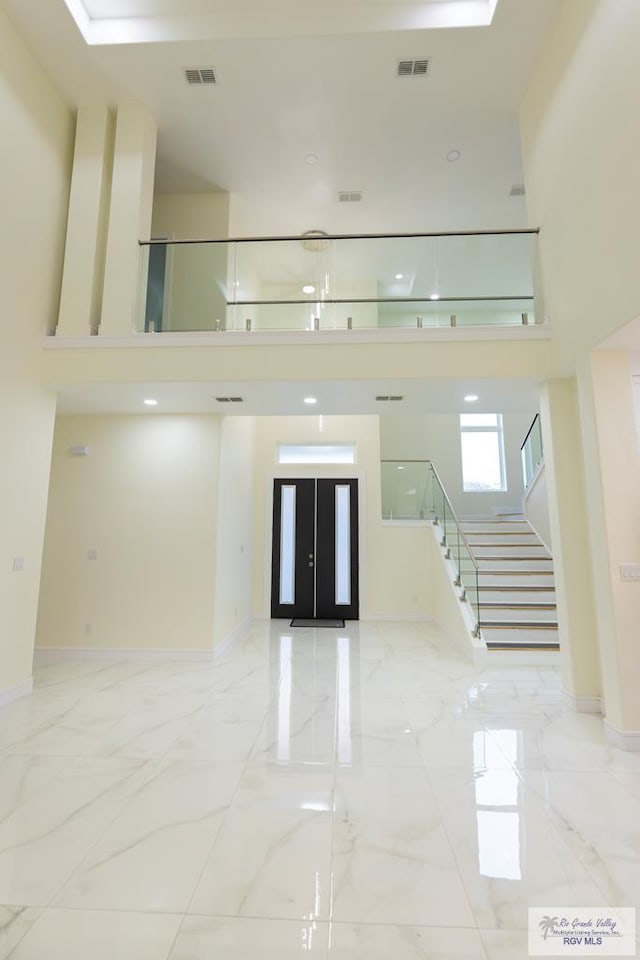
138,228 -> 543,337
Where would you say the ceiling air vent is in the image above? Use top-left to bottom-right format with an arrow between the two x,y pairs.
510,184 -> 526,197
376,395 -> 405,402
214,396 -> 244,403
184,67 -> 217,86
338,191 -> 363,203
397,59 -> 430,78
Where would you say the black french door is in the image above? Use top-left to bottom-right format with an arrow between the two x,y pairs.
271,478 -> 359,620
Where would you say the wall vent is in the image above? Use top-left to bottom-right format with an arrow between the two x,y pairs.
338,191 -> 363,203
184,67 -> 217,86
376,395 -> 404,402
214,396 -> 244,403
397,59 -> 430,78
510,184 -> 526,197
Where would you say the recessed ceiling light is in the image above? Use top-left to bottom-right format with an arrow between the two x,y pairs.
430,293 -> 440,301
464,394 -> 479,403
305,154 -> 319,165
394,273 -> 404,280
397,465 -> 405,470
144,398 -> 158,407
447,149 -> 461,162
302,284 -> 316,294
304,397 -> 318,405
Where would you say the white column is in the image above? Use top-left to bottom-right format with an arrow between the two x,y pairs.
57,106 -> 114,337
99,103 -> 157,336
577,350 -> 640,747
540,378 -> 601,710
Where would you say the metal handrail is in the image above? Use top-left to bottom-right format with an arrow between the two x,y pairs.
139,227 -> 540,247
427,461 -> 479,573
234,295 -> 534,306
520,412 -> 541,451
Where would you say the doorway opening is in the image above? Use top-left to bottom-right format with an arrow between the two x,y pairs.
271,478 -> 359,621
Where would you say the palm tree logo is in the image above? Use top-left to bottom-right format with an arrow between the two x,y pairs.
539,916 -> 559,940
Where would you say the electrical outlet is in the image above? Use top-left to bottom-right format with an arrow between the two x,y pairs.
12,557 -> 24,573
87,548 -> 98,561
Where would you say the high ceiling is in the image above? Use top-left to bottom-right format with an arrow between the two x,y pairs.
3,0 -> 560,418
2,0 -> 560,234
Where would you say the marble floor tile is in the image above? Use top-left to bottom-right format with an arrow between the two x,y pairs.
0,907 -> 41,960
188,808 -> 333,920
330,818 -> 475,927
250,698 -> 338,765
428,767 -> 613,929
232,762 -> 335,814
0,619 -> 637,956
7,908 -> 182,960
82,692 -> 210,759
524,769 -> 640,911
327,922 -> 489,959
55,759 -> 243,912
509,714 -> 640,773
0,756 -> 149,905
169,916 -> 329,958
334,765 -> 434,822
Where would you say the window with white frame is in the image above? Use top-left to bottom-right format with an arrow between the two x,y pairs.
459,414 -> 506,492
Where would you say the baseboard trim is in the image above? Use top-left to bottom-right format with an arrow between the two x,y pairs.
360,613 -> 434,623
563,689 -> 603,714
213,615 -> 253,655
604,718 -> 640,752
34,647 -> 217,662
0,677 -> 33,707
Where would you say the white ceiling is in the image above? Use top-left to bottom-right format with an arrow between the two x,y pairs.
2,0 -> 559,234
55,376 -> 542,417
3,0 -> 557,417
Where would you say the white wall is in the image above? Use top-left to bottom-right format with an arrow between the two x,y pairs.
379,412 -> 533,517
213,417 -> 256,645
252,415 -> 433,621
0,7 -> 73,696
37,415 -> 222,651
521,0 -> 640,373
523,462 -> 551,551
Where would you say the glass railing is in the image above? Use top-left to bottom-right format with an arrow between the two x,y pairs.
138,229 -> 539,334
381,459 -> 481,637
521,414 -> 544,489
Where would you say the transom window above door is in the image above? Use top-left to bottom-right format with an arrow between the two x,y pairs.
277,443 -> 356,465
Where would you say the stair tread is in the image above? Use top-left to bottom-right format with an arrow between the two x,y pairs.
482,620 -> 558,629
487,642 -> 560,651
481,602 -> 557,609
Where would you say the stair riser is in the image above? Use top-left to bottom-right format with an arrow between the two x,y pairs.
481,627 -> 560,645
465,535 -> 541,545
470,545 -> 550,558
461,522 -> 530,533
478,574 -> 555,587
480,608 -> 557,623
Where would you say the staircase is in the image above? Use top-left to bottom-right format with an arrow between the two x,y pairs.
461,515 -> 559,650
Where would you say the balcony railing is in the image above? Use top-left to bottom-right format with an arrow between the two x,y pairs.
138,229 -> 540,335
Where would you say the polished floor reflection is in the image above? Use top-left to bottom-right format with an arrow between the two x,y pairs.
0,620 -> 639,958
